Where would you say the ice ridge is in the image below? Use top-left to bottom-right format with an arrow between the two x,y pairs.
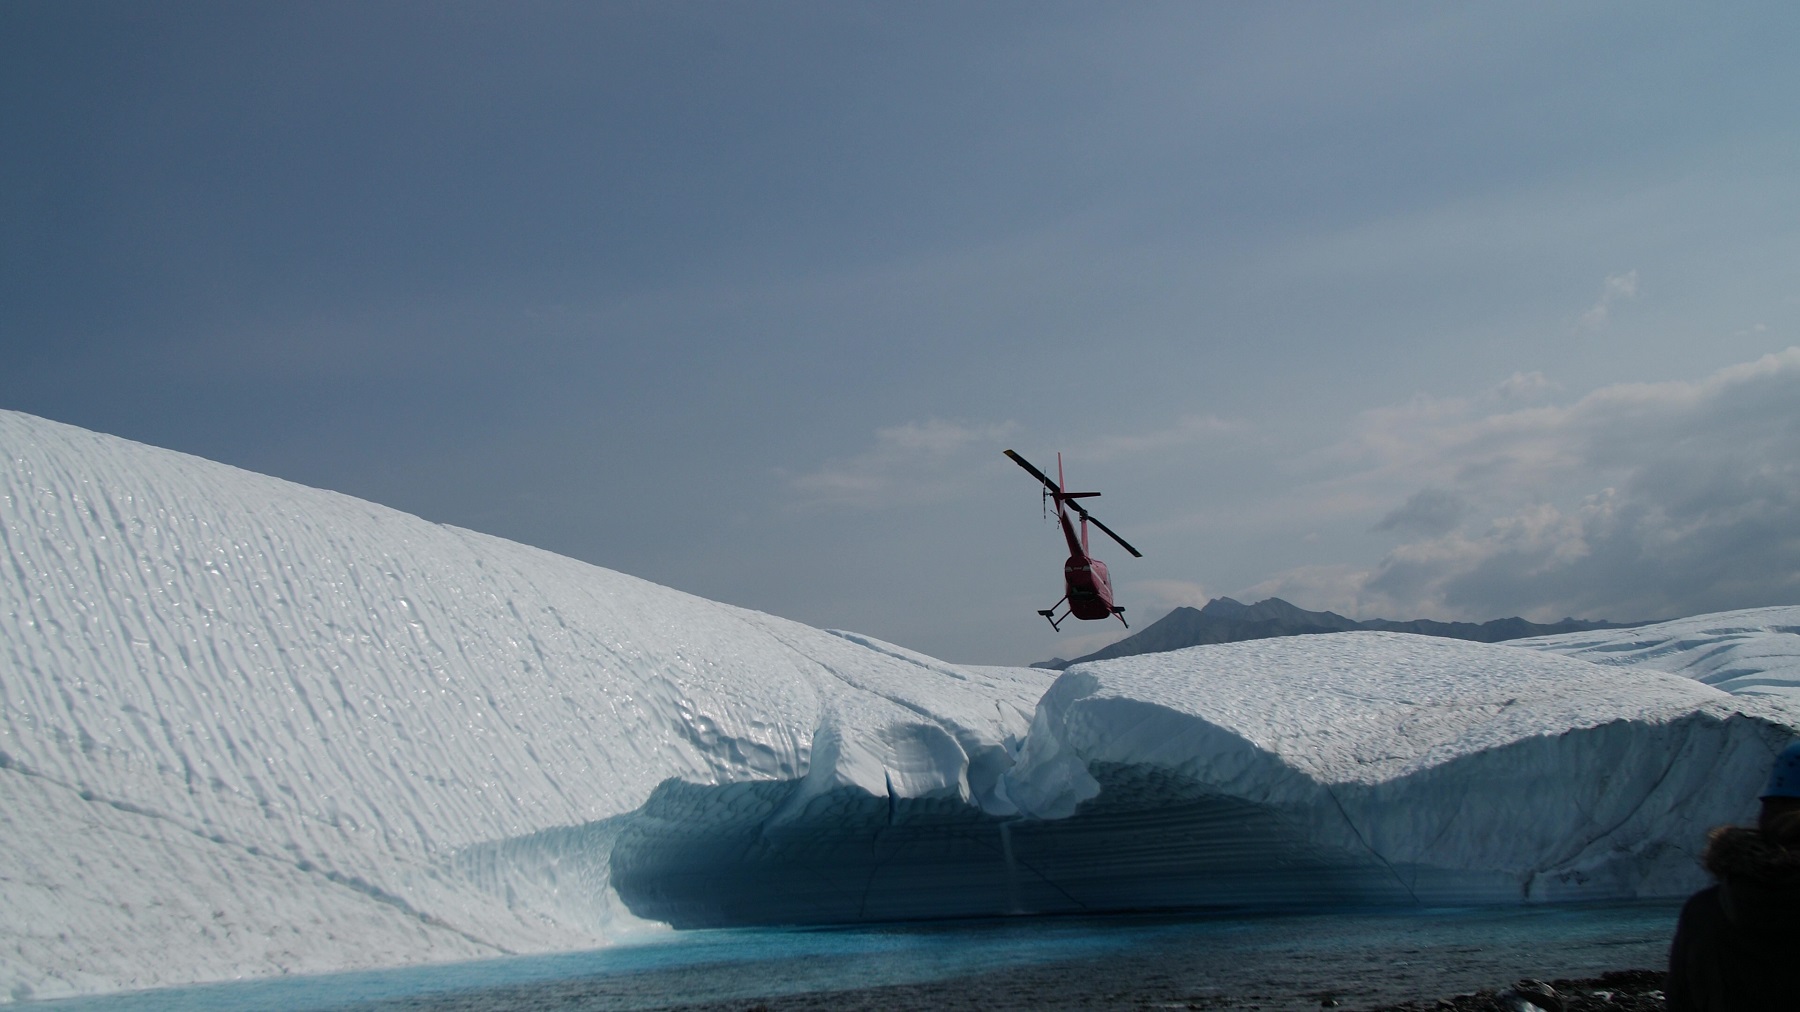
1512,606 -> 1800,702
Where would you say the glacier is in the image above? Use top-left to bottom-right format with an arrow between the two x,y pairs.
2,408 -> 1797,1003
1512,607 -> 1800,703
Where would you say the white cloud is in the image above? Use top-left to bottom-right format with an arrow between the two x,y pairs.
793,413 -> 1243,510
1579,269 -> 1639,330
1371,487 -> 1468,537
1490,370 -> 1556,403
789,419 -> 1018,507
1261,347 -> 1800,622
1239,565 -> 1374,619
1131,579 -> 1217,612
1074,414 -> 1244,461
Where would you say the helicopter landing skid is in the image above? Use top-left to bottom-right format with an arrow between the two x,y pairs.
1037,603 -> 1129,631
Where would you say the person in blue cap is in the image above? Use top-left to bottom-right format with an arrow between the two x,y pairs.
1760,740 -> 1800,828
1666,739 -> 1800,1011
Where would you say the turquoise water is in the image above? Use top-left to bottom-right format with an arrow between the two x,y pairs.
25,919 -> 1142,1012
30,902 -> 1680,1011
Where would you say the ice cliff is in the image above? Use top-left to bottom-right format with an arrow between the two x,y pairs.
987,634 -> 1793,912
3,409 -> 1796,1002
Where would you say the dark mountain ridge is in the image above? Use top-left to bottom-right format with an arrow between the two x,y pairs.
1033,596 -> 1645,670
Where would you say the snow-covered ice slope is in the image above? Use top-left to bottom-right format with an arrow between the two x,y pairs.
1511,606 -> 1800,703
4,408 -> 1798,1002
987,634 -> 1796,913
0,410 -> 1048,1002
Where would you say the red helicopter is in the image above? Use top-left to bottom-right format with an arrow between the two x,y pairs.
1005,449 -> 1142,630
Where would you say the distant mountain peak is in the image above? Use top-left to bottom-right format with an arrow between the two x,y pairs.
1197,597 -> 1246,616
1037,596 -> 1644,669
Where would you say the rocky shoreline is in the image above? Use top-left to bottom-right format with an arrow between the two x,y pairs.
660,971 -> 1670,1011
1369,970 -> 1665,1011
345,964 -> 1672,1012
645,969 -> 1672,1012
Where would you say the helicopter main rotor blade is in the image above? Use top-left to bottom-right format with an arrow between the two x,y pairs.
1076,509 -> 1144,558
1003,449 -> 1061,494
1007,448 -> 1143,557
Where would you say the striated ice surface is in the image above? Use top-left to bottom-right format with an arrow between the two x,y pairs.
3,408 -> 1797,1003
0,410 -> 1046,1002
1511,606 -> 1800,702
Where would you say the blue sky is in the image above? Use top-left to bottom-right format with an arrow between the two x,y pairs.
6,2 -> 1799,663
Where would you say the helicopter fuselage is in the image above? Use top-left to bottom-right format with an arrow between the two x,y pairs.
1063,554 -> 1117,621
1005,449 -> 1141,631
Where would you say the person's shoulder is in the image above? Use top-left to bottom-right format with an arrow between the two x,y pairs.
1677,882 -> 1726,928
1681,883 -> 1722,910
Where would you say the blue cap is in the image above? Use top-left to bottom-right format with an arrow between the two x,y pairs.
1761,741 -> 1800,800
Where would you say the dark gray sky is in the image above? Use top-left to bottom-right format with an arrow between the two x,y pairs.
6,1 -> 1799,663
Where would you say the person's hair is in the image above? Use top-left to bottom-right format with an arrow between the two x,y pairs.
1765,808 -> 1800,847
